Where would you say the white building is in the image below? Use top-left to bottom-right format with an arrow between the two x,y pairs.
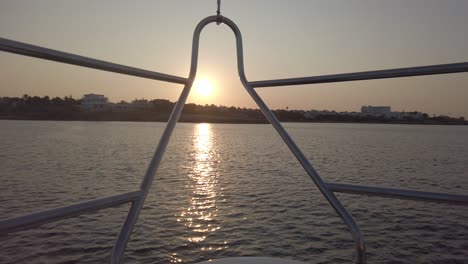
361,106 -> 391,116
304,110 -> 320,119
82,94 -> 109,111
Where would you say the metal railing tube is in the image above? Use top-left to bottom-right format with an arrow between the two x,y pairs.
0,190 -> 142,235
215,16 -> 367,264
327,182 -> 468,206
110,81 -> 194,263
0,38 -> 188,85
250,62 -> 468,88
238,82 -> 367,263
109,17 -> 209,264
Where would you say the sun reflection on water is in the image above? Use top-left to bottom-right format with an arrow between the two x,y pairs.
171,123 -> 226,262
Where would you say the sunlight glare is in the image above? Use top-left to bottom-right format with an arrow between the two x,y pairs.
194,79 -> 214,97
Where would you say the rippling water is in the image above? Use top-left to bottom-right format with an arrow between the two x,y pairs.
0,120 -> 467,264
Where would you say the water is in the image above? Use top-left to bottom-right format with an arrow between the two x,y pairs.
0,120 -> 467,264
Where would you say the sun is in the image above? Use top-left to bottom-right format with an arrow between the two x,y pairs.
194,79 -> 214,97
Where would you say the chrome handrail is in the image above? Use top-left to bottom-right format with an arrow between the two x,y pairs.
0,38 -> 188,85
0,190 -> 142,234
1,15 -> 467,264
250,62 -> 468,88
326,183 -> 468,206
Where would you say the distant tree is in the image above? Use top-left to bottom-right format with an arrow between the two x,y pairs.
51,97 -> 64,105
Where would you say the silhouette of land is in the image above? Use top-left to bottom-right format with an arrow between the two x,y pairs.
0,95 -> 466,125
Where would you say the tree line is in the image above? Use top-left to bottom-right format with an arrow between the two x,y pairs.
0,95 -> 465,125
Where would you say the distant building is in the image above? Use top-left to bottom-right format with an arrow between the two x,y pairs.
361,106 -> 391,116
304,110 -> 320,119
131,99 -> 150,109
303,106 -> 431,121
399,111 -> 425,120
81,94 -> 109,111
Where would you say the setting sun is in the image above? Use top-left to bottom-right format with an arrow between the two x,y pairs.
194,79 -> 214,97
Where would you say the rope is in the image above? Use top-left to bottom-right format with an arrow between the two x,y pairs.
216,0 -> 223,24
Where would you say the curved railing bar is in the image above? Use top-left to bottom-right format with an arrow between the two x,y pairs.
0,38 -> 188,85
109,16 -> 213,264
327,182 -> 468,206
110,15 -> 366,263
221,17 -> 367,264
250,62 -> 468,88
0,190 -> 142,235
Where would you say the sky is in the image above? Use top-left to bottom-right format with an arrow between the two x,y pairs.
1,0 -> 467,117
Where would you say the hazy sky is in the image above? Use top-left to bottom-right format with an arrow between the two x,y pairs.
1,0 -> 467,117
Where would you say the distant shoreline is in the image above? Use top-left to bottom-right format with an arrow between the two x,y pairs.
1,96 -> 466,126
1,115 -> 466,126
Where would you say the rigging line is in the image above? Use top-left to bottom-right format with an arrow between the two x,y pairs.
216,0 -> 223,24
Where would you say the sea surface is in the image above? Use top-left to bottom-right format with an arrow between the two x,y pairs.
0,120 -> 467,264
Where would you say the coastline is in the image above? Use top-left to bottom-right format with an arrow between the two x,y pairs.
2,96 -> 466,126
1,114 -> 466,126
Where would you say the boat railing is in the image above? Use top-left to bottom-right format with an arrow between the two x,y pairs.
1,15 -> 468,264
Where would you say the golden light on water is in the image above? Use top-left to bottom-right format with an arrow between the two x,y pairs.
172,123 -> 226,263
